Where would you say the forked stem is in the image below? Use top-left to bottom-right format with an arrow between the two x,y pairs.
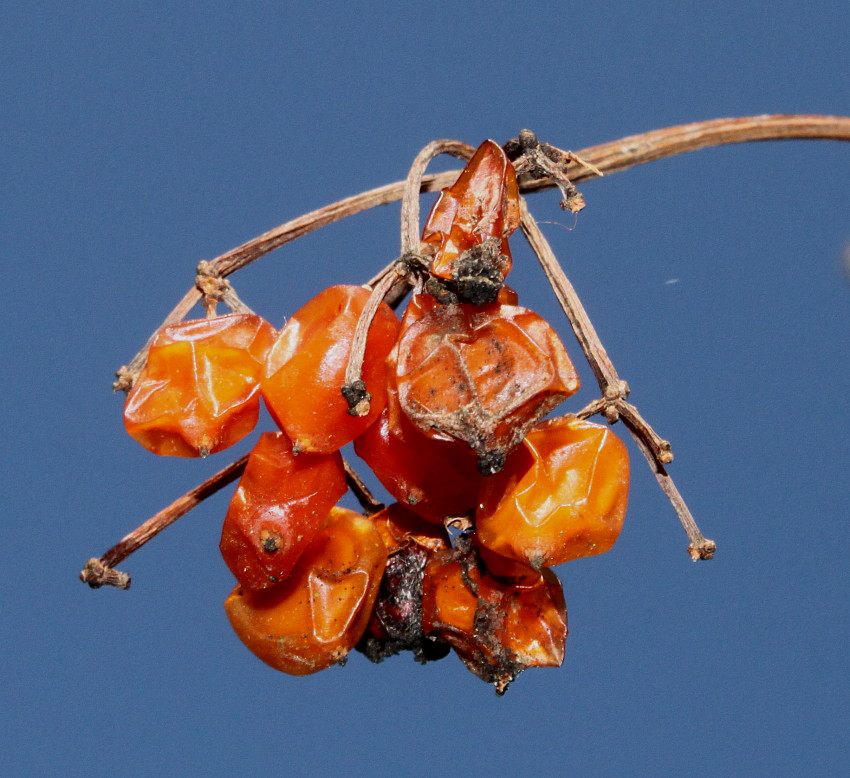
344,138 -> 480,414
98,114 -> 850,579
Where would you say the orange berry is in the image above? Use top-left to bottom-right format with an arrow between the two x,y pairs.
225,507 -> 387,675
477,416 -> 630,568
421,537 -> 567,693
123,313 -> 276,457
219,432 -> 347,590
262,285 -> 400,453
394,301 -> 580,473
423,140 -> 520,303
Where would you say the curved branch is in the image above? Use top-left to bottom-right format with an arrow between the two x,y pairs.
116,114 -> 850,385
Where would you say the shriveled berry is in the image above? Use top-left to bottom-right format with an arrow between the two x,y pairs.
219,431 -> 346,590
357,503 -> 451,663
262,285 -> 400,453
357,504 -> 452,664
423,140 -> 520,302
394,301 -> 580,472
124,313 -> 276,457
225,507 -> 387,675
477,416 -> 630,568
421,536 -> 567,694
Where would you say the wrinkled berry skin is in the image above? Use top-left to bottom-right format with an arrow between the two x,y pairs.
225,508 -> 387,676
219,432 -> 346,590
423,139 -> 520,298
394,301 -> 580,472
477,417 -> 630,568
262,285 -> 400,453
421,536 -> 567,694
124,313 -> 276,457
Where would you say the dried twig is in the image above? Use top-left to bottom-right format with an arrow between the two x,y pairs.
93,114 -> 849,584
116,114 -> 850,387
80,454 -> 250,589
341,268 -> 404,415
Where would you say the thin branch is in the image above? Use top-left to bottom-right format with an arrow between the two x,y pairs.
80,454 -> 249,589
117,114 -> 850,387
343,459 -> 384,515
100,114 -> 849,564
341,268 -> 403,416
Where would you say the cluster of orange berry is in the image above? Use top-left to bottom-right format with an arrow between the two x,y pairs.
122,140 -> 630,693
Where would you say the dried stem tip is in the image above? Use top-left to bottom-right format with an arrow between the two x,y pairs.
80,558 -> 131,589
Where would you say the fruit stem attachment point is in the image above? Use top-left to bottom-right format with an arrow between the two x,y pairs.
342,267 -> 403,416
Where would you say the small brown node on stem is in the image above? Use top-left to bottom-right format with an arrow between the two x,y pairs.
80,558 -> 131,590
113,365 -> 134,394
195,260 -> 232,315
341,379 -> 372,417
505,129 -> 598,214
688,539 -> 717,561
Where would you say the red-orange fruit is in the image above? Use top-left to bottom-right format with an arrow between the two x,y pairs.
423,139 -> 520,283
477,416 -> 630,568
123,313 -> 276,457
393,301 -> 580,473
219,432 -> 347,590
262,285 -> 401,453
354,379 -> 485,523
225,507 -> 387,676
421,538 -> 567,693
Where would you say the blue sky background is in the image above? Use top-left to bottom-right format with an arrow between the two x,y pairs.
2,2 -> 849,775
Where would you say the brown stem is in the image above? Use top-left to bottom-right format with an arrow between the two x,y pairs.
520,200 -> 622,390
400,139 -> 475,255
343,459 -> 384,515
80,454 -> 249,589
628,431 -> 716,561
116,114 -> 850,384
341,268 -> 403,416
520,202 -> 711,557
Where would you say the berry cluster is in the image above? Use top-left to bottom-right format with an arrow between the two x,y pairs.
121,139 -> 630,693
